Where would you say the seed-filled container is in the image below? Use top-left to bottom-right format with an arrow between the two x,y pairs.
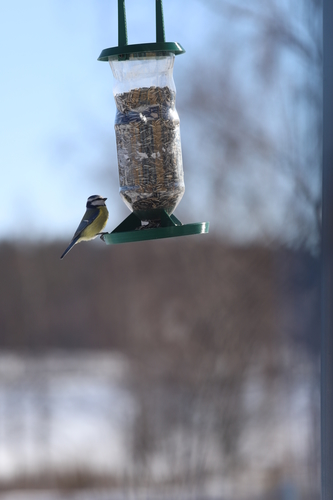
99,0 -> 209,244
110,53 -> 184,220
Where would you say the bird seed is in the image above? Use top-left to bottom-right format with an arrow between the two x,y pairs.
114,86 -> 185,220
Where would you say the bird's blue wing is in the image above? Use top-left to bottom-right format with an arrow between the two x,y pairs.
60,237 -> 79,259
60,208 -> 100,259
72,208 -> 99,240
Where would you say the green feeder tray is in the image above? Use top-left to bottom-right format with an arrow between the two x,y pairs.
99,0 -> 209,244
101,211 -> 209,245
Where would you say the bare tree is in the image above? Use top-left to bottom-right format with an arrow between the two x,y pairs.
179,0 -> 322,250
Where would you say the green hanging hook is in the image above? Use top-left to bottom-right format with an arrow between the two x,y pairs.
98,0 -> 185,61
119,0 -> 166,45
118,0 -> 128,47
156,0 -> 166,43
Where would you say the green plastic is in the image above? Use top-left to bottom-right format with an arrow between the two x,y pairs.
98,0 -> 185,61
101,211 -> 209,245
118,0 -> 128,47
156,0 -> 165,43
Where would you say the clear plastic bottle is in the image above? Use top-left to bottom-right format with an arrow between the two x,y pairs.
109,52 -> 185,221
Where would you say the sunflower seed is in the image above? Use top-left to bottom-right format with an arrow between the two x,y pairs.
114,86 -> 185,220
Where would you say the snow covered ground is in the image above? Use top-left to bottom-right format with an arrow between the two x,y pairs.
0,350 -> 320,499
0,351 -> 134,480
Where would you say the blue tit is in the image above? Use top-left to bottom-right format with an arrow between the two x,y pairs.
60,195 -> 109,259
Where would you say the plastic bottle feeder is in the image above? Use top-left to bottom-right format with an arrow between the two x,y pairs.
99,0 -> 209,244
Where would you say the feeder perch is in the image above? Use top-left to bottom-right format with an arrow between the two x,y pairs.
98,0 -> 209,244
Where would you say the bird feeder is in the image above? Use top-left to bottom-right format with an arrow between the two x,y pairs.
98,0 -> 209,244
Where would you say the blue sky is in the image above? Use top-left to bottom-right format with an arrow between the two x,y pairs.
0,0 -> 321,248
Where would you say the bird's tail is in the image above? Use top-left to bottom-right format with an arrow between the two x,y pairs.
60,237 -> 79,259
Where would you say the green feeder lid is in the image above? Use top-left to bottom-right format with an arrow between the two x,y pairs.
98,0 -> 185,61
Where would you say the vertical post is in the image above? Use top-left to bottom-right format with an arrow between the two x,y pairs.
321,1 -> 333,499
118,0 -> 128,47
156,0 -> 166,43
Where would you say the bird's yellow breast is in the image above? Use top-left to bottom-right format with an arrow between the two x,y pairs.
80,206 -> 109,241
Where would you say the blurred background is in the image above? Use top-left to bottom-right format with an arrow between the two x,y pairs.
0,0 -> 322,499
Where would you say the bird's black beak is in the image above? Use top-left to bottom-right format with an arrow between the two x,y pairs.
103,198 -> 107,201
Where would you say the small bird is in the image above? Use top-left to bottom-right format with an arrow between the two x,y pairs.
60,195 -> 109,259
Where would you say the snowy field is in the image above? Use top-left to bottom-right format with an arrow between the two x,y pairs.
0,350 -> 319,499
0,352 -> 134,480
